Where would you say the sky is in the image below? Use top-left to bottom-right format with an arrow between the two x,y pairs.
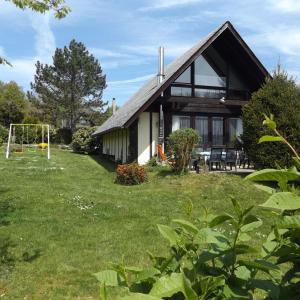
0,0 -> 300,107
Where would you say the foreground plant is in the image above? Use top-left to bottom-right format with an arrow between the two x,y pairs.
245,115 -> 300,298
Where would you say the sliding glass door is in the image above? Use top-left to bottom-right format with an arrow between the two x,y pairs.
212,117 -> 223,146
195,117 -> 208,145
172,115 -> 191,132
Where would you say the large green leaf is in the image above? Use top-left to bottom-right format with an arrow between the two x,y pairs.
135,267 -> 161,282
241,220 -> 263,232
254,184 -> 276,194
172,219 -> 199,235
276,215 -> 300,229
149,273 -> 197,300
249,279 -> 280,300
260,192 -> 300,211
258,135 -> 285,144
245,168 -> 300,187
119,293 -> 162,300
231,197 -> 242,218
93,270 -> 123,287
234,244 -> 258,254
238,259 -> 279,274
194,228 -> 230,248
157,224 -> 180,247
209,214 -> 233,228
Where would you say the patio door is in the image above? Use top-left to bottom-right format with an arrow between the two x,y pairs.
195,116 -> 208,145
172,115 -> 191,132
212,117 -> 223,146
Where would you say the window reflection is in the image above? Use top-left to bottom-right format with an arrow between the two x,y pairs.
172,116 -> 191,131
175,66 -> 191,84
194,55 -> 226,87
171,86 -> 192,97
194,88 -> 226,98
195,117 -> 208,144
212,117 -> 223,145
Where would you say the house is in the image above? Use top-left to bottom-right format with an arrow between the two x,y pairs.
93,21 -> 269,165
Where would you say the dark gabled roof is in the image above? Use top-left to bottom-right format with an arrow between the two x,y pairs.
93,21 -> 269,136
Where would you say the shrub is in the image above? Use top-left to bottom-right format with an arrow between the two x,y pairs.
146,155 -> 158,167
0,137 -> 3,147
71,127 -> 98,154
242,67 -> 300,168
55,128 -> 73,145
0,125 -> 8,143
168,128 -> 200,174
115,163 -> 147,185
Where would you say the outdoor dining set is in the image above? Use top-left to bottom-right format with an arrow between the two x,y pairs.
191,147 -> 250,172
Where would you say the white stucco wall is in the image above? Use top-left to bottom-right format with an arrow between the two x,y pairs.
137,112 -> 150,165
137,112 -> 159,165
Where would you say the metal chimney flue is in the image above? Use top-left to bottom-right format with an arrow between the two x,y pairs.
112,98 -> 116,115
157,46 -> 165,85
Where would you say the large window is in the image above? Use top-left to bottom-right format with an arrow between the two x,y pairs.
170,47 -> 251,100
172,115 -> 191,132
212,117 -> 223,145
174,66 -> 191,84
194,55 -> 226,87
195,117 -> 208,144
194,88 -> 226,98
171,86 -> 192,97
228,118 -> 243,142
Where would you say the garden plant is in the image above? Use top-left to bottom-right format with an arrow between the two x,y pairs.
168,128 -> 200,174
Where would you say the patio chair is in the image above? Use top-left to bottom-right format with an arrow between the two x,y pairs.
223,148 -> 237,171
207,148 -> 223,171
238,150 -> 250,169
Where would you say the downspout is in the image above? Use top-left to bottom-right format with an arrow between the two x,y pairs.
157,46 -> 165,153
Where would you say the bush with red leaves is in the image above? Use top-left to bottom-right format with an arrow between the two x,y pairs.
115,163 -> 147,185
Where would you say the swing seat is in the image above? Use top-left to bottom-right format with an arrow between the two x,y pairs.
14,148 -> 23,153
38,143 -> 48,149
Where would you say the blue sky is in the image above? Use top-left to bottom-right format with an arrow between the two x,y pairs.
0,0 -> 300,107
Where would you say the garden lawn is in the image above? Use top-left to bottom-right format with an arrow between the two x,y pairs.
0,148 -> 269,299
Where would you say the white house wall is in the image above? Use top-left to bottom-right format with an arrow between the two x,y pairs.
101,113 -> 158,165
137,112 -> 159,165
101,129 -> 129,163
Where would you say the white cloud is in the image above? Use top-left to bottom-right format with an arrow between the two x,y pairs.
29,13 -> 56,62
90,48 -> 133,59
108,74 -> 154,85
0,12 -> 55,89
268,0 -> 300,12
140,0 -> 204,11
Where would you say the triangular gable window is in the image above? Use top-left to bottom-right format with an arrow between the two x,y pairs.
174,66 -> 191,84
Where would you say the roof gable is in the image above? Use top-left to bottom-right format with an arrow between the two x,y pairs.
94,21 -> 269,136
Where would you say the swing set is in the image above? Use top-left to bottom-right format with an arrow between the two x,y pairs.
5,124 -> 50,160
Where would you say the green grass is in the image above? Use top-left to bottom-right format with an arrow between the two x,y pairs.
0,148 -> 269,299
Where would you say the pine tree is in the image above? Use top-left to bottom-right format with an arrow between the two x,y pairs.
31,40 -> 107,131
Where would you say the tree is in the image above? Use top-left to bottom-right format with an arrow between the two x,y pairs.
31,40 -> 107,132
0,81 -> 26,127
242,67 -> 300,169
7,0 -> 70,18
0,0 -> 70,65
